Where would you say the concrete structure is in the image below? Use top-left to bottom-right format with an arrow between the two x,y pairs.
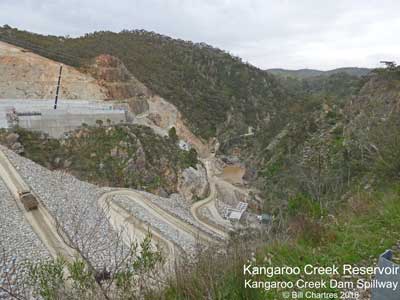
372,250 -> 400,300
0,99 -> 127,138
224,201 -> 248,221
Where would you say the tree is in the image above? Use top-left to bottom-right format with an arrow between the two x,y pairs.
168,127 -> 178,143
186,148 -> 198,168
380,61 -> 397,70
95,119 -> 104,127
24,233 -> 163,300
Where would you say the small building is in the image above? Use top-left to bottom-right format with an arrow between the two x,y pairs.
226,201 -> 248,221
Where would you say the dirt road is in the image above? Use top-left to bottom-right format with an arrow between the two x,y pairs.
190,158 -> 232,239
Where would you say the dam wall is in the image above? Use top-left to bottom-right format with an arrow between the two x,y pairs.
0,99 -> 127,137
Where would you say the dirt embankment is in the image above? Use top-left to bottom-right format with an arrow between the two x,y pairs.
0,41 -> 107,100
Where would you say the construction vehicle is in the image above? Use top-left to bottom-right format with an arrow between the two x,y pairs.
19,191 -> 38,211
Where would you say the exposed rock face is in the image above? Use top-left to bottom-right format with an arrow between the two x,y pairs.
3,132 -> 24,154
90,54 -> 151,102
0,41 -> 107,99
123,138 -> 146,174
178,163 -> 209,202
5,132 -> 19,144
127,97 -> 149,115
137,95 -> 211,157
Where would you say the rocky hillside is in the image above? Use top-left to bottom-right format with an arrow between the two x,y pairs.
0,41 -> 107,99
0,26 -> 377,195
0,27 -> 293,142
0,27 -> 392,198
258,67 -> 400,211
89,54 -> 151,101
0,125 -> 205,198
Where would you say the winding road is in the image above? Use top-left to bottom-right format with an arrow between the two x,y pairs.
190,158 -> 232,239
0,148 -> 235,269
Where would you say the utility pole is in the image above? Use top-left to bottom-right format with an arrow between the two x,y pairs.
54,65 -> 63,109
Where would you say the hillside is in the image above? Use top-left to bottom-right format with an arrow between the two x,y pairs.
0,125 -> 200,195
259,67 -> 400,210
0,41 -> 107,99
159,64 -> 400,300
0,26 -> 372,194
1,25 -> 400,300
266,67 -> 371,79
0,27 -> 292,142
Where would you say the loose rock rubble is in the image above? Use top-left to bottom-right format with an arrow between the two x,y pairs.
0,179 -> 50,299
2,147 -> 127,270
1,147 -> 220,273
0,145 -> 231,299
113,195 -> 199,254
137,191 -> 218,237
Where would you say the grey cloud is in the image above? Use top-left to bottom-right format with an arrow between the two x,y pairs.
0,0 -> 399,69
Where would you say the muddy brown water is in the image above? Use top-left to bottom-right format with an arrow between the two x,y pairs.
221,165 -> 245,185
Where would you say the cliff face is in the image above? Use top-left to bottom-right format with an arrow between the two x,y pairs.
89,54 -> 151,100
0,41 -> 107,100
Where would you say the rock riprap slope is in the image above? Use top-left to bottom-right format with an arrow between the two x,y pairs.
2,146 -> 126,270
1,146 -> 221,274
0,178 -> 50,298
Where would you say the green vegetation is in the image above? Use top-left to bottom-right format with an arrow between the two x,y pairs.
168,127 -> 178,144
0,26 -> 368,183
154,65 -> 400,300
26,233 -> 163,300
267,67 -> 371,79
158,184 -> 400,300
0,124 -> 198,194
1,26 -> 400,300
0,26 -> 291,140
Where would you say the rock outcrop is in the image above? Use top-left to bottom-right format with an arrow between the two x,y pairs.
2,132 -> 24,154
127,97 -> 149,115
90,54 -> 151,103
178,163 -> 209,202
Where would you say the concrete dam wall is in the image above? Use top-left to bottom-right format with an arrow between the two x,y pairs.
0,99 -> 127,137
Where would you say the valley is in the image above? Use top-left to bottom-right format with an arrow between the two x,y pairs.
0,25 -> 399,300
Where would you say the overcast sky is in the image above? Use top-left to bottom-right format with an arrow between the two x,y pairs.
0,0 -> 399,70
